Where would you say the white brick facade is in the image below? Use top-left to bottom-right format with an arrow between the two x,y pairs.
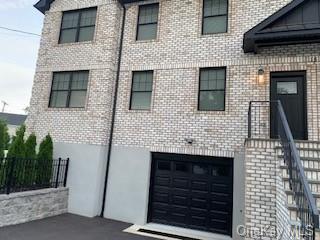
27,0 -> 320,153
26,0 -> 320,237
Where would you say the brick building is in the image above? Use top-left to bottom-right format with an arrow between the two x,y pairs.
28,0 -> 320,239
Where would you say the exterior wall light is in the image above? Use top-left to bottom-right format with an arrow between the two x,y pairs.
257,66 -> 265,85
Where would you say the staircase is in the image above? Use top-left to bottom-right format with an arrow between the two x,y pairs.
277,141 -> 320,239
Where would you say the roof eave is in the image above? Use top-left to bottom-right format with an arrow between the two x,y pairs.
34,0 -> 145,14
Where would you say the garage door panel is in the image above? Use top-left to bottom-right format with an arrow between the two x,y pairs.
210,200 -> 229,211
172,178 -> 189,188
149,153 -> 233,236
154,176 -> 170,186
191,197 -> 207,209
172,195 -> 188,205
211,183 -> 231,193
191,180 -> 208,191
190,216 -> 207,228
153,192 -> 170,203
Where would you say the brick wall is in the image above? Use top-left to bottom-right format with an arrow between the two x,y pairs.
26,0 -> 320,153
244,139 -> 291,240
26,0 -> 122,145
112,0 -> 320,157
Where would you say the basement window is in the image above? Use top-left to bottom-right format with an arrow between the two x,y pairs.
59,7 -> 97,44
49,71 -> 89,108
136,3 -> 159,41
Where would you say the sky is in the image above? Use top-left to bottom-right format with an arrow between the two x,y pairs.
0,0 -> 44,114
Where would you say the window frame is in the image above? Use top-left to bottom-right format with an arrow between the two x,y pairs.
49,71 -> 89,109
129,70 -> 154,111
202,0 -> 229,35
198,67 -> 227,111
136,3 -> 159,41
58,7 -> 97,44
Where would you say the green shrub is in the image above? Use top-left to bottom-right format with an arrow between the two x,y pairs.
24,134 -> 37,186
25,134 -> 37,159
4,125 -> 10,150
7,125 -> 26,159
0,120 -> 5,158
36,134 -> 53,186
6,125 -> 27,186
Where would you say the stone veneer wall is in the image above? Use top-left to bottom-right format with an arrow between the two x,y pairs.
245,139 -> 290,240
0,188 -> 68,227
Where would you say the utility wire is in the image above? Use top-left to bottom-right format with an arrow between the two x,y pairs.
0,26 -> 40,36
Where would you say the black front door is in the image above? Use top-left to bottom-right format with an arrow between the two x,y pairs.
270,72 -> 307,140
148,153 -> 233,236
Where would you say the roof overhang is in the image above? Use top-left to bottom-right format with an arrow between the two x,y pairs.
243,0 -> 320,53
34,0 -> 144,13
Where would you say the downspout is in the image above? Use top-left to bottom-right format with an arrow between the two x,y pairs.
100,2 -> 126,217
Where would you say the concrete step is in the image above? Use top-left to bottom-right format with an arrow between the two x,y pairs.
280,165 -> 320,182
276,147 -> 320,159
286,190 -> 320,209
282,178 -> 320,194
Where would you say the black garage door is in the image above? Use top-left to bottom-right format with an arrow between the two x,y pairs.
148,153 -> 233,236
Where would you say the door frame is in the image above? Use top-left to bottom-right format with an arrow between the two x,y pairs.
269,71 -> 308,140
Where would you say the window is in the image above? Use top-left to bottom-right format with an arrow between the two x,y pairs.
59,8 -> 97,44
202,0 -> 228,34
277,82 -> 298,95
130,71 -> 154,110
49,71 -> 89,108
199,68 -> 226,111
137,4 -> 159,41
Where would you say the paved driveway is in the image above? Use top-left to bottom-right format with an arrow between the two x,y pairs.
0,214 -> 156,240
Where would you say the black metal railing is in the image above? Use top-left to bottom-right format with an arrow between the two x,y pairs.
0,158 -> 69,195
248,100 -> 319,239
248,101 -> 273,139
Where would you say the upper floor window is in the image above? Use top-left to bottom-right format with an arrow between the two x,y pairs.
130,71 -> 154,110
198,68 -> 226,111
49,71 -> 89,108
136,4 -> 159,41
59,8 -> 97,44
202,0 -> 228,34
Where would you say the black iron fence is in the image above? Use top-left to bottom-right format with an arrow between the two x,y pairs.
248,100 -> 319,239
0,157 -> 69,195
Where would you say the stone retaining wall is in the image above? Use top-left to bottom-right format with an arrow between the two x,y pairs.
0,188 -> 68,227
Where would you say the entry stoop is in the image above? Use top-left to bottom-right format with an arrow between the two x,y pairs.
277,140 -> 320,238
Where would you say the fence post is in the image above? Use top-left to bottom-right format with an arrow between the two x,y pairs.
6,158 -> 16,195
55,158 -> 62,188
63,158 -> 69,187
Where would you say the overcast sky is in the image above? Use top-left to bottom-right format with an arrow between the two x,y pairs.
0,0 -> 43,114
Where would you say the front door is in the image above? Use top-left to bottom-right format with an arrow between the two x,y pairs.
270,71 -> 307,140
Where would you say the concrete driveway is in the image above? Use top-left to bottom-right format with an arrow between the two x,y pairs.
0,214 -> 156,240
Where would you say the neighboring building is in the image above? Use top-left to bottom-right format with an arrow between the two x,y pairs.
0,112 -> 27,136
27,0 -> 320,239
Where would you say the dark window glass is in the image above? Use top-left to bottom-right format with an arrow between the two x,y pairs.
137,4 -> 159,41
212,165 -> 229,177
193,164 -> 208,175
175,163 -> 189,173
199,68 -> 226,111
49,71 -> 89,108
203,0 -> 228,34
130,71 -> 153,110
158,161 -> 171,171
59,8 -> 97,44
